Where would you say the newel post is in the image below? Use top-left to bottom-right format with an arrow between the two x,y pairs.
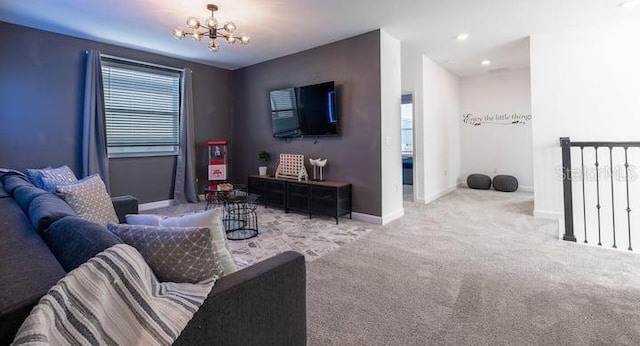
560,137 -> 576,242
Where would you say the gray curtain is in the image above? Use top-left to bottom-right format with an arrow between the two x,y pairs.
82,50 -> 110,192
174,68 -> 199,203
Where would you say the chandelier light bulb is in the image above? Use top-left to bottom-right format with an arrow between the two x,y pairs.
186,17 -> 200,29
205,16 -> 218,28
224,21 -> 236,33
240,35 -> 250,45
192,31 -> 202,41
226,35 -> 237,44
208,40 -> 220,52
173,28 -> 185,39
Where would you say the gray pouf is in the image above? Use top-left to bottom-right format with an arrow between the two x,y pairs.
467,174 -> 492,190
492,175 -> 519,192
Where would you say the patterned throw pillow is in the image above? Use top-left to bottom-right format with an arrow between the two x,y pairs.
29,166 -> 78,192
126,209 -> 238,275
107,223 -> 222,283
57,175 -> 118,226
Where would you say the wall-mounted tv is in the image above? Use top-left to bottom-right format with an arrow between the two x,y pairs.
270,81 -> 338,138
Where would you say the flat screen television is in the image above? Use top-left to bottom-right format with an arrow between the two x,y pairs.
270,81 -> 338,138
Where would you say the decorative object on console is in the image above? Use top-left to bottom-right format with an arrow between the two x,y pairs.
257,151 -> 270,176
309,158 -> 328,181
173,4 -> 250,52
275,154 -> 309,181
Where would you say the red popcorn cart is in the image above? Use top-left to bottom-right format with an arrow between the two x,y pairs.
207,139 -> 228,190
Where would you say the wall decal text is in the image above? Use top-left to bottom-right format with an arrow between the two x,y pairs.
463,113 -> 531,126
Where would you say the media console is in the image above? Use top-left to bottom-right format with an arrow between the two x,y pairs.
247,175 -> 352,224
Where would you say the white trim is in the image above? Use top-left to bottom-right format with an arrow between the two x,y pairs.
352,212 -> 383,225
423,183 -> 460,204
519,186 -> 534,192
382,208 -> 405,225
139,199 -> 174,211
534,209 -> 561,220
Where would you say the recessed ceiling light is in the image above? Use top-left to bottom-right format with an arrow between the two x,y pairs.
619,0 -> 639,8
456,33 -> 469,41
481,60 -> 491,66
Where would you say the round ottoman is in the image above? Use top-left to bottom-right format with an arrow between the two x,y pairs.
467,174 -> 492,190
492,175 -> 519,192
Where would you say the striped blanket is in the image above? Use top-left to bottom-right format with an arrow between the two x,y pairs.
13,244 -> 215,346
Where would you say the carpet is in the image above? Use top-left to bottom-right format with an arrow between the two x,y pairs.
145,201 -> 376,269
306,188 -> 640,345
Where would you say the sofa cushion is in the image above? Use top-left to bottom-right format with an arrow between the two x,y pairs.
28,193 -> 77,233
57,175 -> 118,226
0,181 -> 6,199
108,223 -> 222,283
12,186 -> 49,215
44,216 -> 123,272
0,197 -> 66,344
0,174 -> 34,196
127,209 -> 238,275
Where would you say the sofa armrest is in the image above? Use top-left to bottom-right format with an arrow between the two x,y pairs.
111,195 -> 138,223
174,251 -> 307,346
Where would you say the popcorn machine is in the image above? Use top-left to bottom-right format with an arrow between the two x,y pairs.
207,139 -> 228,190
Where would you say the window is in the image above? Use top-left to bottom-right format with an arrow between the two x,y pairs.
101,57 -> 182,157
401,94 -> 413,154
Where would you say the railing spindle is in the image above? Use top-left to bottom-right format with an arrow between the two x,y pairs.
609,147 -> 617,248
560,137 -> 576,242
624,147 -> 632,251
581,147 -> 587,244
595,147 -> 602,246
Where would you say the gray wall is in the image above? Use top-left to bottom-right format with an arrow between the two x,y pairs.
0,21 -> 232,203
232,30 -> 382,216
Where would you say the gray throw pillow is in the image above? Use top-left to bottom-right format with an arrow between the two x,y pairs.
57,175 -> 118,226
107,223 -> 222,283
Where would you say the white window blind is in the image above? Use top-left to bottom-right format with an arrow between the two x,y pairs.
101,57 -> 181,157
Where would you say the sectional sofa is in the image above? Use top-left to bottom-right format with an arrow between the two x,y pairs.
0,172 -> 306,345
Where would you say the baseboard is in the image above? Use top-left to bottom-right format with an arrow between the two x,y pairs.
352,212 -> 383,225
382,208 -> 405,225
534,209 -> 561,220
423,183 -> 460,204
139,199 -> 174,211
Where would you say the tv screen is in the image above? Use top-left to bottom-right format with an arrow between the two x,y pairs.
270,82 -> 338,138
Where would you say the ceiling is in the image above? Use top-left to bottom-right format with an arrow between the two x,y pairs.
1,0 -> 639,77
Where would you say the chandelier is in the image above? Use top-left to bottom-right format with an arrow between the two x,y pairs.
173,4 -> 250,52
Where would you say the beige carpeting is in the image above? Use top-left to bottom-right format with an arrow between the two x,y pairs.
306,188 -> 640,345
150,188 -> 640,345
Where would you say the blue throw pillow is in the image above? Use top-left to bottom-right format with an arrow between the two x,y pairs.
37,166 -> 78,192
26,167 -> 51,188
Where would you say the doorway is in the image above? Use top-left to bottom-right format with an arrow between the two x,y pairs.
401,94 -> 414,202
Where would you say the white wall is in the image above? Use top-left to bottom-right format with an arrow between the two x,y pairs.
380,30 -> 404,224
401,44 -> 425,201
422,56 -> 461,203
460,68 -> 533,189
531,19 -> 640,227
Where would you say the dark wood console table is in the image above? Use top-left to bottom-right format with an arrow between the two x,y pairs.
248,175 -> 352,224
